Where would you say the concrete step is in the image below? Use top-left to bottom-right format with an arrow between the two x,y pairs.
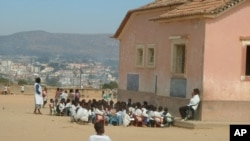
173,117 -> 230,129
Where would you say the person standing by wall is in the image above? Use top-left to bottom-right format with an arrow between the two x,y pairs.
33,77 -> 43,114
3,85 -> 8,95
74,89 -> 80,102
42,87 -> 48,108
7,85 -> 11,95
55,88 -> 61,102
20,85 -> 25,93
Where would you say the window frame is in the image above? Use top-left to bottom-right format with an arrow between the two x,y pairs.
135,44 -> 145,68
170,38 -> 187,78
126,73 -> 139,91
146,44 -> 156,68
240,38 -> 250,81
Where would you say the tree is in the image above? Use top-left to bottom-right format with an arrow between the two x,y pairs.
46,77 -> 61,87
0,76 -> 11,84
17,79 -> 28,85
102,81 -> 118,89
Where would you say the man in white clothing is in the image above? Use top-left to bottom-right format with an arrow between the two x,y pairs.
179,88 -> 200,120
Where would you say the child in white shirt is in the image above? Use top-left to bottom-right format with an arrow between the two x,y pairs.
88,122 -> 112,141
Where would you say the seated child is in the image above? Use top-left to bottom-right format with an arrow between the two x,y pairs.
72,105 -> 89,123
123,109 -> 134,127
161,107 -> 174,127
56,98 -> 66,116
64,99 -> 72,116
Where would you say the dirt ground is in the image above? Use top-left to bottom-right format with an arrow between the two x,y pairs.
0,94 -> 229,141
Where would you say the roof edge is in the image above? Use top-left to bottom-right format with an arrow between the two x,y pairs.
150,0 -> 246,22
112,1 -> 187,39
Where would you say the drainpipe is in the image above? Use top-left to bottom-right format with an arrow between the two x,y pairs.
155,75 -> 157,94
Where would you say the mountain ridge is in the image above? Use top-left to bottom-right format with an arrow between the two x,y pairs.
0,30 -> 119,61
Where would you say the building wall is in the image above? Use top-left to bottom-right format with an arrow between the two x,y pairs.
118,1 -> 250,122
118,9 -> 169,93
201,100 -> 250,122
118,8 -> 205,119
119,9 -> 205,98
202,1 -> 250,121
118,89 -> 189,117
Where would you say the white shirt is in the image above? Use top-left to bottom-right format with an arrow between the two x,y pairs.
134,108 -> 142,116
65,102 -> 71,108
34,83 -> 43,105
70,104 -> 77,116
58,103 -> 65,112
60,92 -> 68,101
148,110 -> 154,120
128,107 -> 135,115
74,107 -> 89,122
88,135 -> 112,141
123,113 -> 132,127
4,86 -> 7,92
141,108 -> 148,117
153,111 -> 162,118
163,112 -> 173,122
187,94 -> 200,111
21,86 -> 24,91
95,108 -> 104,115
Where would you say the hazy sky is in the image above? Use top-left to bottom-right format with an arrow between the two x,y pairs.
0,0 -> 154,35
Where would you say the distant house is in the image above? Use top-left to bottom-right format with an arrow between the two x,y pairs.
113,0 -> 250,122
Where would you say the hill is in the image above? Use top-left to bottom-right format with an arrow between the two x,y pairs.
0,31 -> 119,62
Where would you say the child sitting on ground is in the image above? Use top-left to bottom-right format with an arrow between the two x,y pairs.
57,98 -> 66,116
161,107 -> 174,127
123,108 -> 134,127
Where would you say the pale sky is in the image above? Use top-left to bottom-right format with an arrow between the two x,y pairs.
0,0 -> 154,35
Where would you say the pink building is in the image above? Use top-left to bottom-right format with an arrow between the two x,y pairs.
113,0 -> 250,122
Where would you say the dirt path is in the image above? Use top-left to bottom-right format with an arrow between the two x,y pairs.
0,95 -> 229,141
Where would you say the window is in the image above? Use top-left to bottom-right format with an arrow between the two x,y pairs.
240,37 -> 250,81
170,78 -> 187,98
136,44 -> 145,67
169,37 -> 187,77
172,44 -> 186,74
146,44 -> 156,67
127,74 -> 139,91
245,45 -> 250,75
169,36 -> 187,97
240,38 -> 250,80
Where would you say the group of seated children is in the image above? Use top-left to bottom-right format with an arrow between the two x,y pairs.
48,96 -> 174,128
48,88 -> 200,127
127,101 -> 174,127
48,88 -> 81,116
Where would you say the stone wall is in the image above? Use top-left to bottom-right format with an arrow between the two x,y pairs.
117,89 -> 190,118
0,84 -> 104,101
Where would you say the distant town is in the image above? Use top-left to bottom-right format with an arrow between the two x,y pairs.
0,55 -> 118,88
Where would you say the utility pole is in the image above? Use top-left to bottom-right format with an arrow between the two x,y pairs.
72,67 -> 77,87
80,67 -> 83,89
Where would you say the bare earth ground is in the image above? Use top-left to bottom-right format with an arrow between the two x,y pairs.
0,94 -> 229,141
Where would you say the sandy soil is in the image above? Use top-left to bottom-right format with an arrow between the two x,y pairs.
0,94 -> 229,141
